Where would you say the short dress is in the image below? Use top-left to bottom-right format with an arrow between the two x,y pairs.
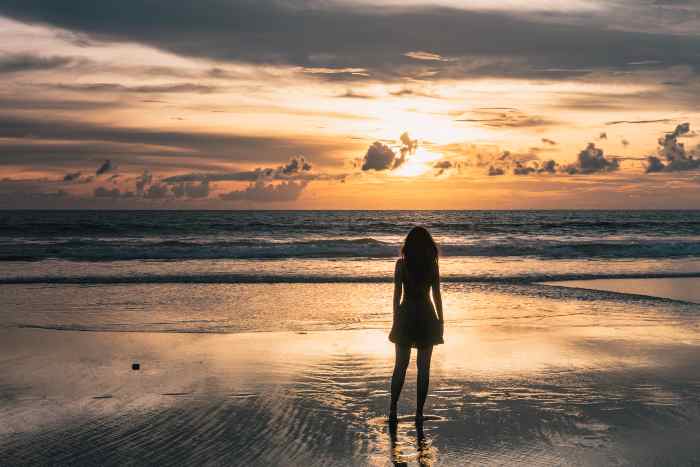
389,259 -> 444,348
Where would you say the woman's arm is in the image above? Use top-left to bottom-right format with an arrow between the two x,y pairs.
431,262 -> 443,322
393,259 -> 403,318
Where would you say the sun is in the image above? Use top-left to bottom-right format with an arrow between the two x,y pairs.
391,149 -> 442,177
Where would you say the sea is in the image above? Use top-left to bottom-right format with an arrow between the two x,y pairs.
2,210 -> 700,333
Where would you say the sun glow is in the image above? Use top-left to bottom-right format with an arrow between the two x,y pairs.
391,149 -> 443,177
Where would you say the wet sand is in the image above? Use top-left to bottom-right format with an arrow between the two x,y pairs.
3,312 -> 700,466
546,277 -> 700,304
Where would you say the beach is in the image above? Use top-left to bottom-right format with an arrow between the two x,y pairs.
3,280 -> 700,466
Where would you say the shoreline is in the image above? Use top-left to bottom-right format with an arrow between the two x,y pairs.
3,309 -> 700,465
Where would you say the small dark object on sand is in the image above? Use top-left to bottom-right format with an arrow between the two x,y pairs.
132,362 -> 140,370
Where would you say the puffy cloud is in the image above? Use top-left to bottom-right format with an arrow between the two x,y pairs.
513,163 -> 536,175
538,159 -> 558,174
220,180 -> 308,203
563,143 -> 619,174
281,156 -> 312,175
645,123 -> 700,172
361,142 -> 397,171
488,166 -> 505,176
360,133 -> 418,171
96,160 -> 114,176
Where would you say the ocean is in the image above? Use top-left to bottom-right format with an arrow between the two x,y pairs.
2,209 -> 700,333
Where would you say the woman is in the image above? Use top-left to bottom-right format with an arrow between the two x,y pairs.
389,226 -> 444,421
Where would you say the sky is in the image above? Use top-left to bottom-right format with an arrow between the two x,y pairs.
0,0 -> 699,209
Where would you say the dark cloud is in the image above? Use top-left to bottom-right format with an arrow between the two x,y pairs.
361,142 -> 397,171
219,179 -> 308,203
606,119 -> 673,126
0,115 -> 349,166
0,53 -> 77,73
488,166 -> 505,176
62,171 -> 81,182
94,186 -> 120,198
281,156 -> 312,175
541,138 -> 557,146
336,90 -> 373,99
564,143 -> 620,174
433,160 -> 453,176
48,82 -> 219,94
163,156 -> 317,184
455,109 -> 557,128
598,132 -> 608,140
96,160 -> 114,176
645,123 -> 700,173
3,2 -> 700,82
538,159 -> 558,174
360,134 -> 418,171
144,183 -> 169,199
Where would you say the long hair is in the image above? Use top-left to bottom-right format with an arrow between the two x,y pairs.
400,226 -> 438,286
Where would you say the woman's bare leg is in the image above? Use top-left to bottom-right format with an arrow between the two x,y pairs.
416,345 -> 433,420
390,344 -> 411,419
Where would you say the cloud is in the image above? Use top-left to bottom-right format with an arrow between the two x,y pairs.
455,109 -> 557,128
63,171 -> 81,182
361,142 -> 397,171
219,179 -> 308,203
360,134 -> 418,171
564,143 -> 620,174
0,115 -> 350,167
49,82 -> 220,94
645,123 -> 700,172
598,132 -> 608,140
3,2 -> 700,83
94,186 -> 120,198
144,183 -> 169,199
135,170 -> 153,194
541,138 -> 557,146
0,53 -> 77,73
336,90 -> 373,99
403,51 -> 448,62
433,160 -> 453,176
172,180 -> 210,198
605,119 -> 673,126
96,160 -> 114,176
163,156 -> 316,183
488,166 -> 505,176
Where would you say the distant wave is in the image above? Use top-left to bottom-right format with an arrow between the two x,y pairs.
4,237 -> 700,261
2,271 -> 700,285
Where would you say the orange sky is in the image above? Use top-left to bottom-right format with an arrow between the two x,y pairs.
0,2 -> 699,209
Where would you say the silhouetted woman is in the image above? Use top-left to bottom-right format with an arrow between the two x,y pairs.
389,226 -> 444,421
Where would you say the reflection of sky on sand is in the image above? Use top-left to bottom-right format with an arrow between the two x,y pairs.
3,283 -> 700,466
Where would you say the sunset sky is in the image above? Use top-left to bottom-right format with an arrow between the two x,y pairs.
1,0 -> 699,209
